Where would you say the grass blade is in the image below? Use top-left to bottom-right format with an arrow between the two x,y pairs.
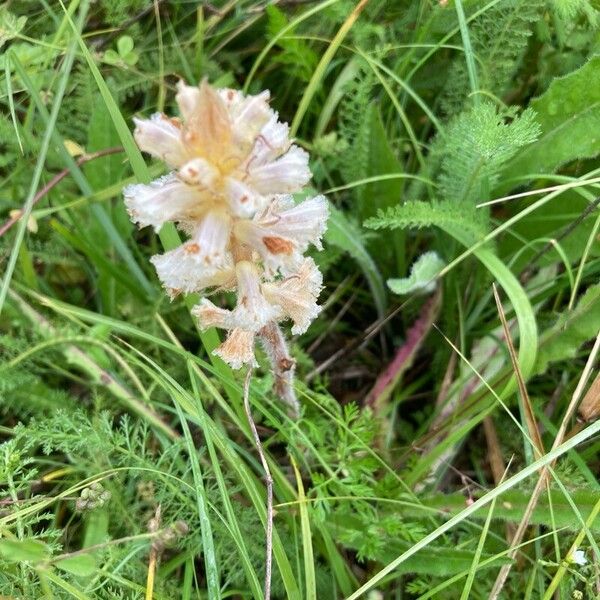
292,459 -> 316,600
345,416 -> 600,599
0,9 -> 83,318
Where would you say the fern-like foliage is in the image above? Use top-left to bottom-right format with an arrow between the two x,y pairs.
337,63 -> 376,183
550,0 -> 598,24
435,102 -> 540,206
441,0 -> 544,114
365,200 -> 487,242
266,5 -> 319,85
99,0 -> 147,27
471,0 -> 544,95
60,64 -> 94,143
365,103 -> 538,260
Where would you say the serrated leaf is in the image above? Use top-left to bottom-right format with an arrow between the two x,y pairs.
387,252 -> 445,295
437,102 -> 539,205
0,8 -> 27,48
55,554 -> 96,577
325,204 -> 386,318
0,539 -> 49,562
365,200 -> 486,243
535,283 -> 600,375
505,56 -> 600,179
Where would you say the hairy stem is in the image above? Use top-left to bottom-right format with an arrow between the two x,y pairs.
259,322 -> 299,418
243,368 -> 273,600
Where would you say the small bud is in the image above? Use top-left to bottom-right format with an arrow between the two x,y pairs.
76,482 -> 111,512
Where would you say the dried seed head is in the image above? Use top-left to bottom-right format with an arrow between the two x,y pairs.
125,79 -> 328,410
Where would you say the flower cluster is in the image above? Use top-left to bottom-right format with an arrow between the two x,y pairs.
124,80 -> 328,413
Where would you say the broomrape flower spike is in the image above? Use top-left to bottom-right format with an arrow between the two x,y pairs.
124,79 -> 328,416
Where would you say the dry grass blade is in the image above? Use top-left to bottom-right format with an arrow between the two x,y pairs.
492,284 -> 544,458
578,370 -> 600,423
482,416 -> 508,488
490,330 -> 600,598
145,505 -> 161,600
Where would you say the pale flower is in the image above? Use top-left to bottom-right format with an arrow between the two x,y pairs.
262,258 -> 323,334
570,549 -> 587,566
233,195 -> 328,274
125,79 -> 328,416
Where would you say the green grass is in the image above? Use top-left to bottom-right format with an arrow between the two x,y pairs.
1,1 -> 600,599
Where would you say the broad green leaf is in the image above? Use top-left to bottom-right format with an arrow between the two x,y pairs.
501,191 -> 599,269
504,56 -> 600,179
325,204 -> 387,317
356,104 -> 404,221
535,283 -> 600,375
83,509 -> 109,550
404,487 -> 600,533
55,554 -> 97,577
124,51 -> 139,66
387,252 -> 445,295
0,539 -> 49,562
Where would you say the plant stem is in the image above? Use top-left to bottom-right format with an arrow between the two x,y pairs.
243,368 -> 273,600
0,146 -> 123,238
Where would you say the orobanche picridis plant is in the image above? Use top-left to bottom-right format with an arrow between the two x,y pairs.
124,80 -> 328,416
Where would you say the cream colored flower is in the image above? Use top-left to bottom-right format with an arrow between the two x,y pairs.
124,174 -> 202,232
263,258 -> 323,334
125,79 -> 328,415
233,195 -> 328,274
193,261 -> 280,333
